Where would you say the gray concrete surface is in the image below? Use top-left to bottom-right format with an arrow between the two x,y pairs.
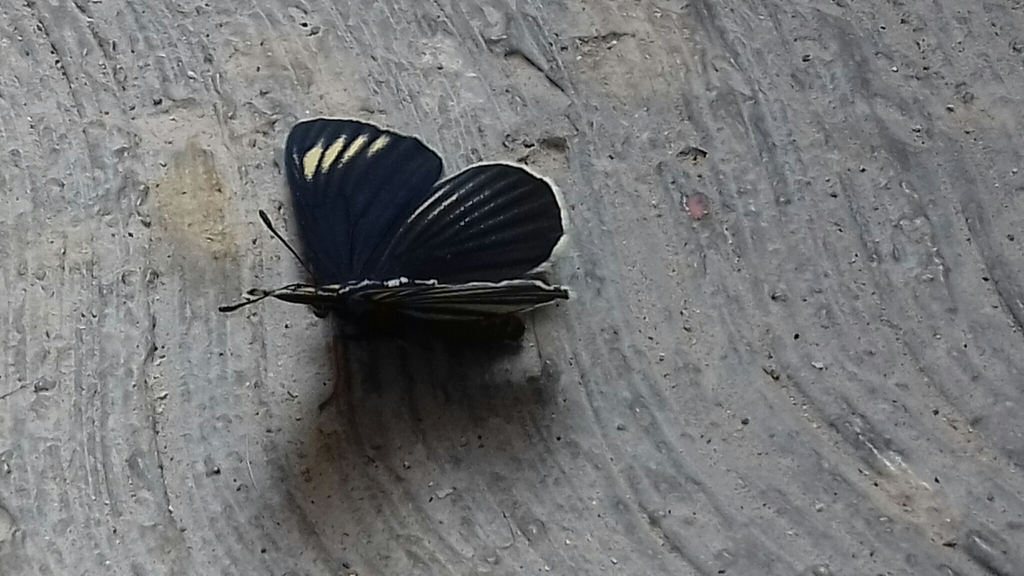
2,0 -> 1024,574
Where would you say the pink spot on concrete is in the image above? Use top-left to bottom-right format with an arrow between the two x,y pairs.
685,193 -> 710,220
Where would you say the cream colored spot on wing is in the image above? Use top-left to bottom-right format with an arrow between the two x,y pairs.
302,144 -> 325,181
340,134 -> 370,165
320,135 -> 348,172
368,134 -> 390,156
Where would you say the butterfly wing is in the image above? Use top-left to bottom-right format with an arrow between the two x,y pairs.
342,279 -> 569,321
364,163 -> 566,284
284,118 -> 443,283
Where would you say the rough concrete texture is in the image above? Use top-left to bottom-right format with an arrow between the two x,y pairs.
2,0 -> 1024,575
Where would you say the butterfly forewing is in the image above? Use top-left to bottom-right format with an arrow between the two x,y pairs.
285,119 -> 443,283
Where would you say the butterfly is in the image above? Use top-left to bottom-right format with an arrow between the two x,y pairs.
220,118 -> 569,340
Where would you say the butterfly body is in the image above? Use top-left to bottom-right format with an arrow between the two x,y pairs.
245,281 -> 533,341
223,118 -> 569,340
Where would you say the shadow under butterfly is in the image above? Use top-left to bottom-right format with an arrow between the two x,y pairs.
221,118 -> 570,340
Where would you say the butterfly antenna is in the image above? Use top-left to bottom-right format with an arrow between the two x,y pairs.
258,209 -> 315,278
218,289 -> 275,313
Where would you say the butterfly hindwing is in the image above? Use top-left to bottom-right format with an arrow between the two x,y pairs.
342,278 -> 569,320
284,119 -> 443,283
367,163 -> 565,283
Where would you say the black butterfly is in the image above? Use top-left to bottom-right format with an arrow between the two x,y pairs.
220,118 -> 569,339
